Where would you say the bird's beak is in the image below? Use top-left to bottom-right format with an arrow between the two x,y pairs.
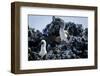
39,41 -> 44,46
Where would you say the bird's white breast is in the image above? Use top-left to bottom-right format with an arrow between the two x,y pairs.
59,28 -> 68,41
39,44 -> 47,58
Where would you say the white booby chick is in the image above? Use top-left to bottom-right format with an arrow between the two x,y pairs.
39,40 -> 47,58
59,20 -> 69,43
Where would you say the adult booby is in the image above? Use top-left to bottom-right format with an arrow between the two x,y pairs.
59,19 -> 69,43
39,40 -> 47,58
